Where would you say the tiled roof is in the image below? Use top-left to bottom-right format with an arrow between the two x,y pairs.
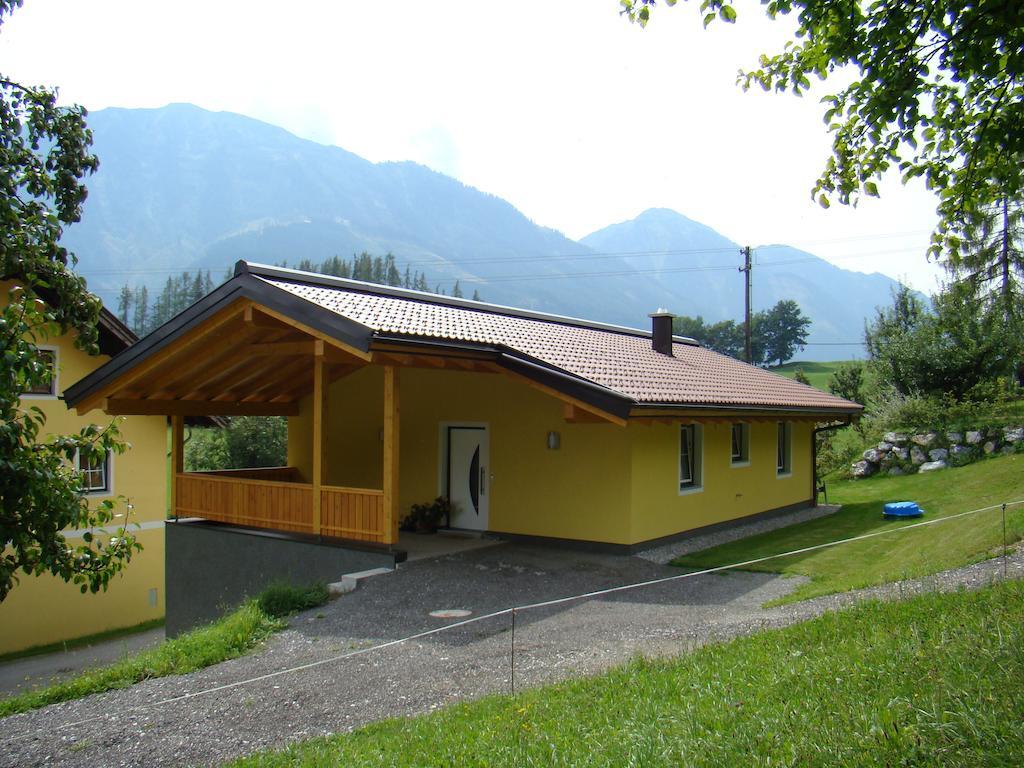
259,273 -> 860,413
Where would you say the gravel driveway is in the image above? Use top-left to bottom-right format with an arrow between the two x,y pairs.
1,542 -> 1021,768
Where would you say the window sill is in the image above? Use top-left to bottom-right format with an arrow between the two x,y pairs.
776,471 -> 792,479
22,393 -> 58,400
730,460 -> 751,468
678,485 -> 704,496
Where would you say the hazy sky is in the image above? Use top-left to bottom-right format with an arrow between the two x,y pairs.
1,0 -> 946,292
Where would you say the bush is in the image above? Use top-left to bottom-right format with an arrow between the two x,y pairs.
256,582 -> 330,618
185,416 -> 287,471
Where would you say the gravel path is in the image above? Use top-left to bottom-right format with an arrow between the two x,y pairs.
636,504 -> 841,563
1,542 -> 1021,768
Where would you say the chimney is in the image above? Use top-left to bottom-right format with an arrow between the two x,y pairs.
649,308 -> 675,356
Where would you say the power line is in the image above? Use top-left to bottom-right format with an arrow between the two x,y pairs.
77,240 -> 929,281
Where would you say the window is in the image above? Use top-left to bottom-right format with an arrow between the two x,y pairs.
77,450 -> 112,495
776,422 -> 792,476
24,347 -> 58,397
679,424 -> 703,492
730,423 -> 750,465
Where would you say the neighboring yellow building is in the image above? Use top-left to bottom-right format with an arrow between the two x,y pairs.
0,285 -> 167,655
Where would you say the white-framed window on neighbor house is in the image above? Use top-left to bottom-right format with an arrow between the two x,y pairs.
730,423 -> 750,466
776,421 -> 792,476
77,449 -> 113,496
679,423 -> 704,493
23,346 -> 58,398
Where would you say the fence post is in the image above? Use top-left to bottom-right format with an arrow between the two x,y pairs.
1002,503 -> 1008,580
510,607 -> 517,696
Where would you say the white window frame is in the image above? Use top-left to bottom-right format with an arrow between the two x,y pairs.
730,422 -> 750,467
678,423 -> 704,494
76,449 -> 114,497
776,421 -> 792,477
23,345 -> 59,399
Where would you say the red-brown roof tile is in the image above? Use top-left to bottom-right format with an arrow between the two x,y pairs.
260,273 -> 860,414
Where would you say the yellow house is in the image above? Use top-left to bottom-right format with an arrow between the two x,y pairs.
64,262 -> 860,631
0,286 -> 167,655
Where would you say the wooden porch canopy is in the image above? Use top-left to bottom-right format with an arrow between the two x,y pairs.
63,265 -> 633,546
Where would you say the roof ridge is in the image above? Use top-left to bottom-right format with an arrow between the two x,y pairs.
238,260 -> 700,345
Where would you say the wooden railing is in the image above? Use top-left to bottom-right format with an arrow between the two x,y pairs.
321,485 -> 387,543
175,471 -> 388,543
195,466 -> 304,483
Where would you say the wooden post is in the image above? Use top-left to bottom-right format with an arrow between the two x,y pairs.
311,341 -> 325,536
171,414 -> 184,518
383,365 -> 400,544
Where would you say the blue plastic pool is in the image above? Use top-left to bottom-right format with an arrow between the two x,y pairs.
883,501 -> 924,518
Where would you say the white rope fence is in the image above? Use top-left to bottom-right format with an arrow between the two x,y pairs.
8,497 -> 1024,741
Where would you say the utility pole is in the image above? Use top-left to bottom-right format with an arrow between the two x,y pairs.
739,246 -> 752,363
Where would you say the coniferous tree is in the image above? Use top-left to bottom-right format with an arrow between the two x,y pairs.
132,285 -> 149,336
116,284 -> 133,325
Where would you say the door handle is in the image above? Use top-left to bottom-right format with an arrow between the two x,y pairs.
480,466 -> 486,495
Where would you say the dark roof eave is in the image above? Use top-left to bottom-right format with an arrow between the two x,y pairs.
64,274 -> 375,408
630,401 -> 863,416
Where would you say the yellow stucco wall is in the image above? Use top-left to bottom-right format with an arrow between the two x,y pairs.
629,420 -> 813,543
0,294 -> 167,655
289,365 -> 634,544
288,364 -> 816,547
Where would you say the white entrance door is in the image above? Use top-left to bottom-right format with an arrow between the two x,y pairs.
446,426 -> 489,531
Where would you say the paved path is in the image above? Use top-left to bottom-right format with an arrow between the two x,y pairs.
0,629 -> 165,698
1,543 -> 1021,768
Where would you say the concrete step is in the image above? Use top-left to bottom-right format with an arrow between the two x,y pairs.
327,567 -> 393,596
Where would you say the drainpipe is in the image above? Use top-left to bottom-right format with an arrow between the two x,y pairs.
812,418 -> 854,505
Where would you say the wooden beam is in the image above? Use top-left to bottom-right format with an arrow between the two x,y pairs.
250,304 -> 372,362
239,357 -> 314,402
171,415 -> 184,517
382,365 -> 400,544
169,329 -> 299,403
563,404 -> 615,424
104,398 -> 299,416
132,323 -> 265,399
246,341 -> 319,356
311,341 -> 325,536
498,366 -> 627,427
75,301 -> 252,414
209,362 -> 287,402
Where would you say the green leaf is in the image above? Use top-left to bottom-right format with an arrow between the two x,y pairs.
719,5 -> 737,23
864,181 -> 879,197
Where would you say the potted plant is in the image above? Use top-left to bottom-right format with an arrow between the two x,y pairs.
401,496 -> 452,534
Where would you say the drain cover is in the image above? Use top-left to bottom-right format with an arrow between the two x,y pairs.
429,609 -> 472,619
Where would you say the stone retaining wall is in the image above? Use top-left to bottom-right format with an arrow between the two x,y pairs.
851,425 -> 1024,478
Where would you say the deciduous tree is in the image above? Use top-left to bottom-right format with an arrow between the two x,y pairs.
621,0 -> 1024,256
0,0 -> 138,600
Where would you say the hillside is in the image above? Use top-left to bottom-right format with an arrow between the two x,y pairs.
64,104 -> 908,353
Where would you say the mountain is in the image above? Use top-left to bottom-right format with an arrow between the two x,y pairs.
64,104 -> 904,358
581,208 -> 902,357
66,103 -> 680,322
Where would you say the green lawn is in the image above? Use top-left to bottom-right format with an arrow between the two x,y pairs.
770,360 -> 854,391
673,453 -> 1024,604
0,583 -> 327,717
232,580 -> 1024,767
